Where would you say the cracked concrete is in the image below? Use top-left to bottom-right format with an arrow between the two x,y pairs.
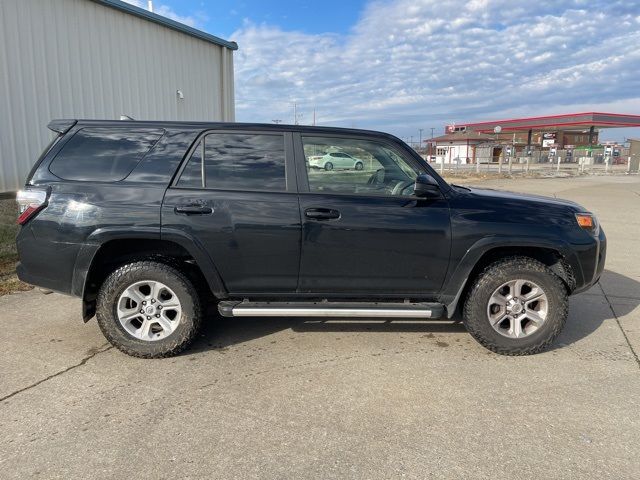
598,283 -> 640,370
0,175 -> 639,479
0,344 -> 112,402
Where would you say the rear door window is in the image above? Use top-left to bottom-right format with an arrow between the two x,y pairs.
49,128 -> 163,182
177,133 -> 286,191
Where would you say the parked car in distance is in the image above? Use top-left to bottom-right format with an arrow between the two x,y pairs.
308,151 -> 365,170
16,120 -> 606,358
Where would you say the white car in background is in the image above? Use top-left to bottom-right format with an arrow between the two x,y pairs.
308,152 -> 365,171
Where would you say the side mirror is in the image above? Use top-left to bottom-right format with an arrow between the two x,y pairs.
414,174 -> 441,198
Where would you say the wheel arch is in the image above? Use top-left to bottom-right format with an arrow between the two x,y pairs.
442,239 -> 578,318
77,235 -> 227,322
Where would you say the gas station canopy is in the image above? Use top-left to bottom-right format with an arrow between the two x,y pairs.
455,112 -> 640,133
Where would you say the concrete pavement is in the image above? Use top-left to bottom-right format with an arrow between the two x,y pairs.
1,175 -> 639,479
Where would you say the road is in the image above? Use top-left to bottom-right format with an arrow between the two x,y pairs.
1,175 -> 639,479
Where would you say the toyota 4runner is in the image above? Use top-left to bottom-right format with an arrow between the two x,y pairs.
15,120 -> 606,358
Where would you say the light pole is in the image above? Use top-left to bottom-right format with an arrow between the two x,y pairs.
494,126 -> 502,174
419,129 -> 424,153
429,127 -> 435,159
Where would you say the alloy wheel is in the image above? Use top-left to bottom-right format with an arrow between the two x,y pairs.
486,279 -> 548,338
116,280 -> 182,341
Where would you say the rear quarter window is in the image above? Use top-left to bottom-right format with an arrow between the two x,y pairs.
49,128 -> 164,182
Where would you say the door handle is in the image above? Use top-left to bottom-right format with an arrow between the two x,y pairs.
304,208 -> 340,220
175,204 -> 213,215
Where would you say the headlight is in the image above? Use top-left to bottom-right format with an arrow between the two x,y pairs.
575,213 -> 599,236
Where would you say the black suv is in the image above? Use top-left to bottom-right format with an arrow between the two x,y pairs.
16,120 -> 606,358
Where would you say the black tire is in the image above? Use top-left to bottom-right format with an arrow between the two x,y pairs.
355,161 -> 364,171
463,256 -> 568,356
324,162 -> 334,171
96,260 -> 203,358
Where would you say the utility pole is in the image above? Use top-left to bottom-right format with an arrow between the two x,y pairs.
419,129 -> 423,152
290,102 -> 302,125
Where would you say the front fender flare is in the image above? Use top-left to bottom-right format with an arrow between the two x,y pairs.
439,235 -> 579,317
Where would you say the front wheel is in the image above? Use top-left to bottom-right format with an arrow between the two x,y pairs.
463,256 -> 568,355
324,162 -> 334,171
96,260 -> 203,358
354,161 -> 364,170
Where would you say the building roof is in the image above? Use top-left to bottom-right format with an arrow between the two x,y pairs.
458,112 -> 640,133
92,0 -> 238,50
430,131 -> 494,143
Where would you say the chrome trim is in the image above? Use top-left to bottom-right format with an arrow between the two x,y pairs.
231,307 -> 433,318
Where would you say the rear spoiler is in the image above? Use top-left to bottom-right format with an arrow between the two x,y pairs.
47,119 -> 77,135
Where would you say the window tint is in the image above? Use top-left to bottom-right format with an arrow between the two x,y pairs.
49,128 -> 163,182
302,136 -> 423,196
178,133 -> 286,191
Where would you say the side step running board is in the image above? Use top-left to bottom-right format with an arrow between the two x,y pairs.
218,301 -> 445,319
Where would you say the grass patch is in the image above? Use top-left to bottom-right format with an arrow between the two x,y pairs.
0,199 -> 32,296
0,253 -> 32,296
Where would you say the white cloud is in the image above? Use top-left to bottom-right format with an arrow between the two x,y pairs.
232,0 -> 640,139
121,0 -> 201,28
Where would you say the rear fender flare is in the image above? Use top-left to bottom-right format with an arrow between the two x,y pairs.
160,228 -> 228,298
75,227 -> 228,321
72,227 -> 161,298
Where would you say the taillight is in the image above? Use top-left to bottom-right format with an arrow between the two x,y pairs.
16,188 -> 48,225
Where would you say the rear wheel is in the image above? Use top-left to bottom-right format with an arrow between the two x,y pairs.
463,256 -> 568,355
96,260 -> 203,358
354,161 -> 364,170
324,162 -> 334,171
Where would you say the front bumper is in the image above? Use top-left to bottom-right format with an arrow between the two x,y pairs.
570,227 -> 607,294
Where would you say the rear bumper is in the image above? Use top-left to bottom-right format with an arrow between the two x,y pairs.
16,261 -> 70,294
15,227 -> 78,296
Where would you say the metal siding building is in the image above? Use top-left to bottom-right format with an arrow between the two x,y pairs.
0,0 -> 237,192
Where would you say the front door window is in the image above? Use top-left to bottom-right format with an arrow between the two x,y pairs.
302,136 -> 424,196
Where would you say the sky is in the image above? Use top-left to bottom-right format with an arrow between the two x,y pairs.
126,0 -> 640,142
